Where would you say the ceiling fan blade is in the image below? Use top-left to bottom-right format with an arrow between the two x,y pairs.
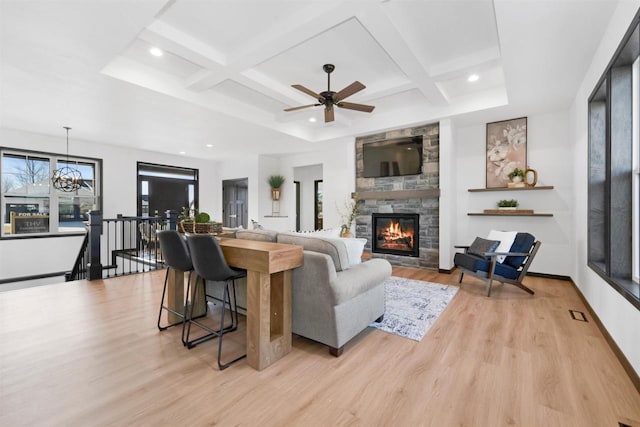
336,101 -> 375,113
334,81 -> 365,102
324,105 -> 335,123
284,103 -> 320,112
292,84 -> 324,101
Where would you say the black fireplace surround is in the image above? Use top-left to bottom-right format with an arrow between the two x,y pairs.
372,213 -> 419,257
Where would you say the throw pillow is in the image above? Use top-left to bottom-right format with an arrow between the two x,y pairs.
341,237 -> 367,266
467,237 -> 500,259
486,230 -> 518,263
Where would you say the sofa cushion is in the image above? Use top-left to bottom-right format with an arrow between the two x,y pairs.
331,258 -> 392,305
235,229 -> 278,242
504,233 -> 535,269
277,232 -> 350,271
453,252 -> 520,280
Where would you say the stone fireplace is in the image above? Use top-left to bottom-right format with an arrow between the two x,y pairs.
372,213 -> 419,257
354,122 -> 439,269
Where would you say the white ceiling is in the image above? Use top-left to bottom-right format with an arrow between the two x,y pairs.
0,0 -> 618,161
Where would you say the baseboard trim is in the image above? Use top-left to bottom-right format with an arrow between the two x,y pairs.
0,271 -> 68,285
569,278 -> 640,394
526,271 -> 572,281
446,267 -> 571,282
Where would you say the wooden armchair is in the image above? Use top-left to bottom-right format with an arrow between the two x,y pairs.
453,232 -> 541,297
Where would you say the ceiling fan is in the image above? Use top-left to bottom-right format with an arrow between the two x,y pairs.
284,64 -> 375,123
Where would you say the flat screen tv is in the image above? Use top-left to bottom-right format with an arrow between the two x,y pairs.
362,136 -> 423,178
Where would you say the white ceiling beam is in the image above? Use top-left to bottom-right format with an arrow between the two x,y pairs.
144,20 -> 227,66
225,2 -> 353,70
355,6 -> 448,107
429,47 -> 501,80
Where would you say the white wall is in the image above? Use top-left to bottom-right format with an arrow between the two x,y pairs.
293,164 -> 323,231
439,119 -> 455,271
278,138 -> 355,233
449,110 -> 574,276
0,127 -> 218,281
570,1 -> 640,375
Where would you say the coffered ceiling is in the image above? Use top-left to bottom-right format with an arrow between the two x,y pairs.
0,0 -> 619,160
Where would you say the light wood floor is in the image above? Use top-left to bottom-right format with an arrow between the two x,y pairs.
1,268 -> 639,427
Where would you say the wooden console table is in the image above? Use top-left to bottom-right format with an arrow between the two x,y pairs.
167,238 -> 303,371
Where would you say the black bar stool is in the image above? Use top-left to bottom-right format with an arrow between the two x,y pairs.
156,230 -> 193,340
185,234 -> 247,370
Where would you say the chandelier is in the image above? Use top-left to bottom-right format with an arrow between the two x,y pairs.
51,126 -> 82,192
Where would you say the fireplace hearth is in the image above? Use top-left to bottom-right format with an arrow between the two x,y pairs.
372,213 -> 419,257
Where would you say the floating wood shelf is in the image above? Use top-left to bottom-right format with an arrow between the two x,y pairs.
352,189 -> 440,200
484,209 -> 533,214
468,185 -> 554,192
468,212 -> 553,217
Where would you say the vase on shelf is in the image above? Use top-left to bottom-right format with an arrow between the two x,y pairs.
340,225 -> 353,238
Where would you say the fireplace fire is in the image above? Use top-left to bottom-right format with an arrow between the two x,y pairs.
372,213 -> 419,257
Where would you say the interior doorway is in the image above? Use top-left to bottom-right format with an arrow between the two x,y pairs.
294,181 -> 301,231
222,178 -> 248,229
293,164 -> 323,231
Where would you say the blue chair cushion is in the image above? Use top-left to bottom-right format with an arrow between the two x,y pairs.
504,233 -> 535,269
453,252 -> 520,280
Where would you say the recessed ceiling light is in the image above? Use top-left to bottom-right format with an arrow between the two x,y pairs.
467,74 -> 479,82
206,144 -> 213,148
308,117 -> 317,123
149,47 -> 163,57
179,151 -> 186,155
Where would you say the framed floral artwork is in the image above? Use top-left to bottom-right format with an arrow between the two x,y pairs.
486,117 -> 527,188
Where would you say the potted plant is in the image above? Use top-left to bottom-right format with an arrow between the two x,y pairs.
178,206 -> 194,233
508,168 -> 525,182
497,199 -> 518,210
268,175 -> 286,201
194,211 -> 221,234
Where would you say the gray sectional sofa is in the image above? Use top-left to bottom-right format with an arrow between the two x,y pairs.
236,229 -> 392,356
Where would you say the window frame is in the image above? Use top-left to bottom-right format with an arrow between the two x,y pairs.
587,9 -> 640,310
0,146 -> 102,240
136,162 -> 199,218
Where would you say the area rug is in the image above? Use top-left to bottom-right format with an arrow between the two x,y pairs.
369,276 -> 459,341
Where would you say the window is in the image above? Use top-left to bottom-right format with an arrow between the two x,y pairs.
137,162 -> 198,217
0,148 -> 101,238
588,10 -> 640,309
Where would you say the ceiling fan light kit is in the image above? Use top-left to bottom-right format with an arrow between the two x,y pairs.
284,64 -> 375,123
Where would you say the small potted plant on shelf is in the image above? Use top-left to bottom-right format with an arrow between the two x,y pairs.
508,168 -> 525,188
268,175 -> 286,201
497,199 -> 518,210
